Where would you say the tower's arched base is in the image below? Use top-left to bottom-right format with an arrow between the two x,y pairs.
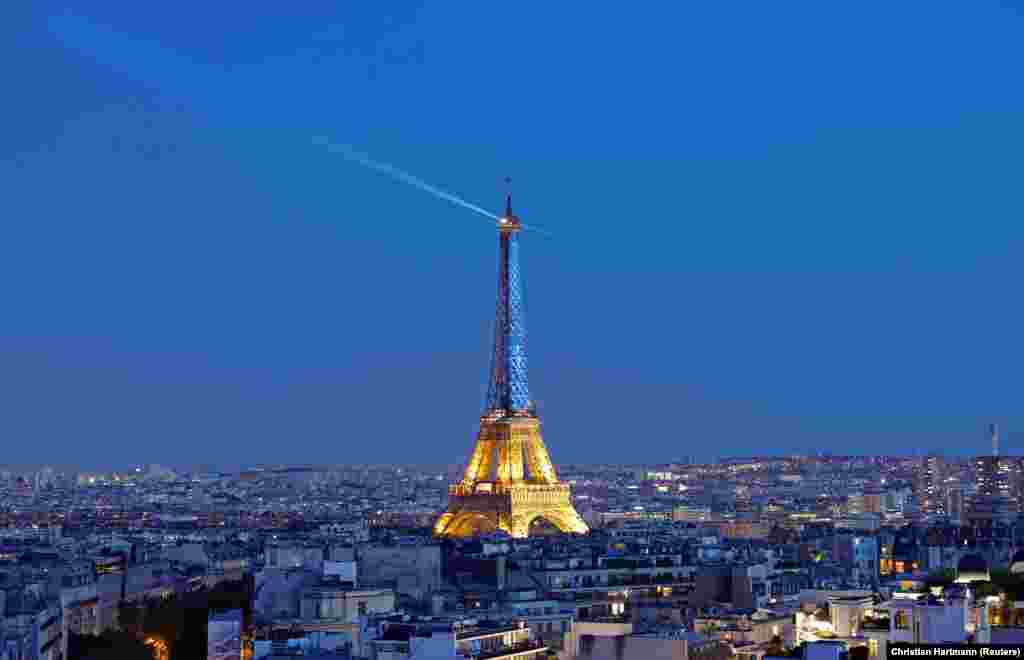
437,408 -> 587,539
434,482 -> 589,539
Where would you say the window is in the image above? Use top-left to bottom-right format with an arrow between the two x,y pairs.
894,611 -> 908,630
358,601 -> 367,616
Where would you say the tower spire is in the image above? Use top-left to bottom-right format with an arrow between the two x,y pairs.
486,185 -> 530,416
505,176 -> 513,217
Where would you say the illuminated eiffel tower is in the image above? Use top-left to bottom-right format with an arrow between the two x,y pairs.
433,193 -> 589,539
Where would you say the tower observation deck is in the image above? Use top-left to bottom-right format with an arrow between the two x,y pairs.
433,194 -> 589,538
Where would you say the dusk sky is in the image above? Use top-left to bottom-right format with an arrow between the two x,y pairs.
3,2 -> 1024,467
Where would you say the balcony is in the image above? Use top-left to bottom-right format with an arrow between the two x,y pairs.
465,641 -> 549,659
575,618 -> 634,637
579,615 -> 630,624
456,624 -> 526,641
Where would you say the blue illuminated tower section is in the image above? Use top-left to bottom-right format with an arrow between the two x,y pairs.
484,194 -> 533,416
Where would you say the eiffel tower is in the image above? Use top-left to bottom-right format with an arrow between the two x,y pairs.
433,193 -> 589,539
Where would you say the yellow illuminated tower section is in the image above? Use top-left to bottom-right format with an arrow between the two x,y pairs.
433,194 -> 589,539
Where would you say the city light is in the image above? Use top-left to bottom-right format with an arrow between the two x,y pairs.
8,12 -> 1019,659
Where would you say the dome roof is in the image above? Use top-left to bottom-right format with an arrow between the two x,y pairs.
956,553 -> 990,583
959,554 -> 988,572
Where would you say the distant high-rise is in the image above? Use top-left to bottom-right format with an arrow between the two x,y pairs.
971,423 -> 1014,524
946,487 -> 964,521
984,422 -> 1024,513
917,452 -> 946,517
976,455 -> 998,499
976,424 -> 1001,498
998,457 -> 1023,513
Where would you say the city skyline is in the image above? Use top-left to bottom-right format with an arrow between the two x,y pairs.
8,6 -> 1024,660
3,4 -> 1024,465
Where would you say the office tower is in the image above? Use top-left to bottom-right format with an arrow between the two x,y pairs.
971,423 -> 1012,524
917,452 -> 946,516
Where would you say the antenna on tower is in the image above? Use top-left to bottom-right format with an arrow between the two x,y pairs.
498,176 -> 554,238
990,423 -> 1000,457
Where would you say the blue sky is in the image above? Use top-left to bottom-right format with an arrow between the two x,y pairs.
2,2 -> 1024,467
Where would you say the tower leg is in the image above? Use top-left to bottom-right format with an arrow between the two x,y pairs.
436,511 -> 506,537
509,508 -> 590,538
433,512 -> 456,536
